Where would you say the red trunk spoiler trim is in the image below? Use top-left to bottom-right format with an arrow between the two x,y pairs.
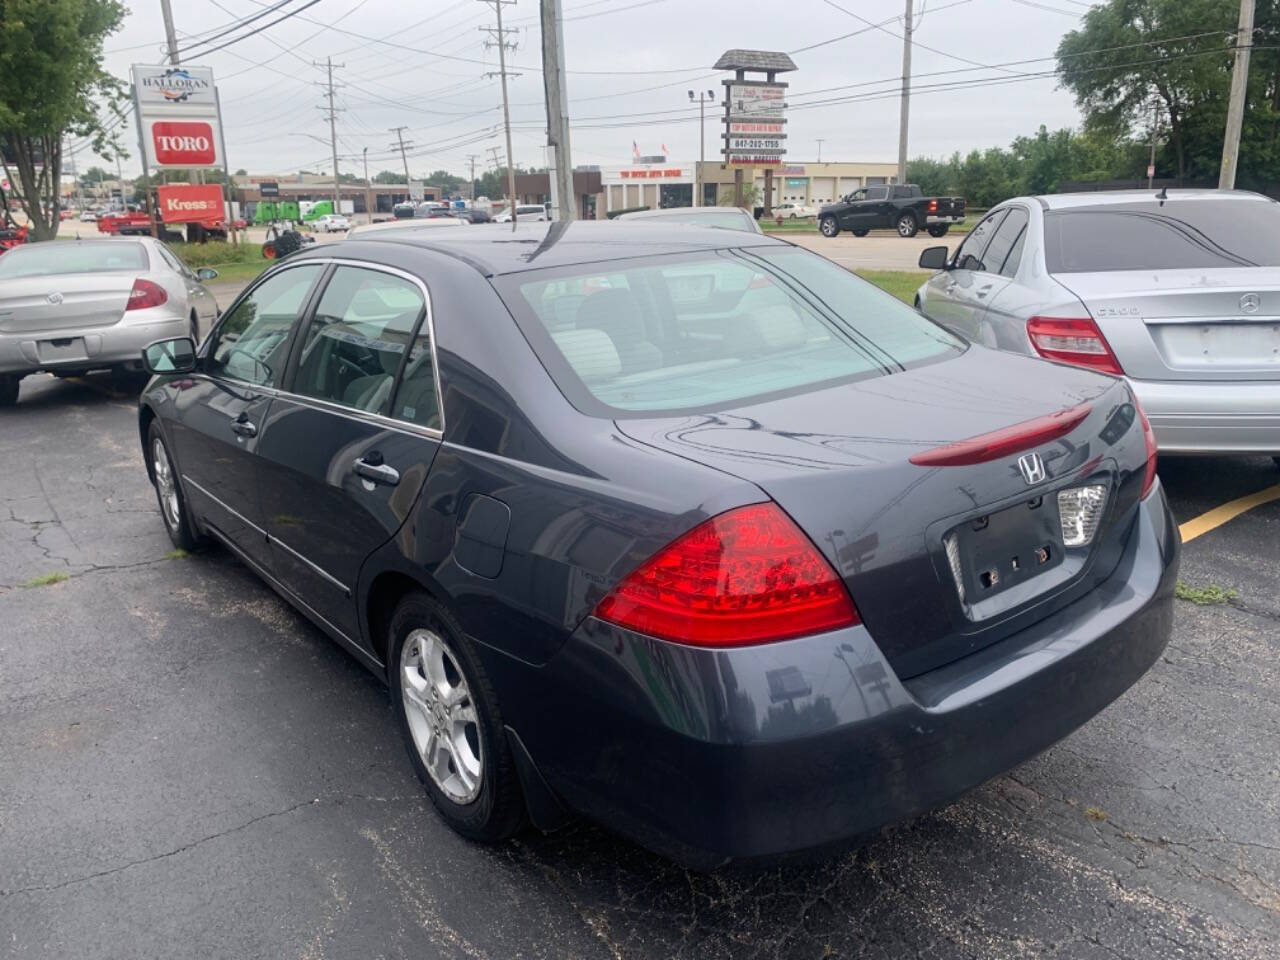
909,402 -> 1093,467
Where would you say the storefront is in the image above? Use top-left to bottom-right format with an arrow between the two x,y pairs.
698,160 -> 899,207
600,163 -> 695,215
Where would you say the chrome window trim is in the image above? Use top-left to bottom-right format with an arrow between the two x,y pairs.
200,256 -> 446,435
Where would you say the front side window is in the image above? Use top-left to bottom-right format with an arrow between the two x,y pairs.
206,264 -> 323,386
503,248 -> 963,416
982,207 -> 1030,278
954,210 -> 1008,271
290,266 -> 427,416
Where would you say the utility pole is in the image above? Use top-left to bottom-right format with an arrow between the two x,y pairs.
466,153 -> 480,200
160,0 -> 179,65
363,146 -> 373,221
389,126 -> 414,191
689,89 -> 715,207
1219,0 -> 1255,190
816,138 -> 824,163
480,0 -> 520,229
1147,98 -> 1159,189
897,0 -> 913,185
540,0 -> 575,220
314,57 -> 345,215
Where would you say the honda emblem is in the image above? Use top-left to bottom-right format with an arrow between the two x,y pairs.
1017,452 -> 1046,485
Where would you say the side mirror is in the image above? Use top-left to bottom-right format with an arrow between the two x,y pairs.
142,337 -> 196,375
196,267 -> 219,281
918,245 -> 950,270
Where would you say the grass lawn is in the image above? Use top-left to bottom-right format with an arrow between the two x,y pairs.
855,269 -> 930,304
205,260 -> 271,285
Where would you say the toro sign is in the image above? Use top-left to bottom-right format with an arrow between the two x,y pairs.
156,184 -> 224,223
152,122 -> 217,165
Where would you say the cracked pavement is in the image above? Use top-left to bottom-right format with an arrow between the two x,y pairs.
1,373 -> 1277,959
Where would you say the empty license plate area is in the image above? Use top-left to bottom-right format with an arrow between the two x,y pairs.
38,337 -> 88,362
946,496 -> 1062,604
1151,322 -> 1280,370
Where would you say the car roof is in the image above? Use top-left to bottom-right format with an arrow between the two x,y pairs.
332,219 -> 782,275
346,218 -> 464,236
1035,188 -> 1275,210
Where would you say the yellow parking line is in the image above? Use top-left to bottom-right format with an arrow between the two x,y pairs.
1179,484 -> 1280,544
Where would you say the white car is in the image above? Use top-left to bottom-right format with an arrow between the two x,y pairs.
773,202 -> 817,220
314,214 -> 351,233
493,204 -> 549,223
78,210 -> 98,222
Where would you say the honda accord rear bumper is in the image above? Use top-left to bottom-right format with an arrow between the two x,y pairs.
505,482 -> 1179,869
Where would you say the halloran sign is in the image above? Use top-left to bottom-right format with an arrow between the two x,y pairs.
131,64 -> 224,170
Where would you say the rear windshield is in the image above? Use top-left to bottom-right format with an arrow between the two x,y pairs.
0,241 -> 148,278
628,210 -> 752,232
1044,199 -> 1280,272
501,248 -> 963,416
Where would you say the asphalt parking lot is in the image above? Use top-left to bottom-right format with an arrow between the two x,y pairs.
2,350 -> 1278,956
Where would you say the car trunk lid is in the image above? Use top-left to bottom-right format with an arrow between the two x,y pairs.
1055,267 -> 1280,382
0,273 -> 136,335
615,347 -> 1146,678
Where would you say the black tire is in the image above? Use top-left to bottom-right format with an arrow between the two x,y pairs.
0,374 -> 18,407
819,216 -> 840,238
927,224 -> 950,238
852,229 -> 869,237
388,593 -> 525,842
147,421 -> 202,551
896,212 -> 919,238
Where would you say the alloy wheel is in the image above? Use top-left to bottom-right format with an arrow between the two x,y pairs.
151,437 -> 181,531
400,628 -> 484,804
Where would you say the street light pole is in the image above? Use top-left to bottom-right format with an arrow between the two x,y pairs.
689,90 -> 715,207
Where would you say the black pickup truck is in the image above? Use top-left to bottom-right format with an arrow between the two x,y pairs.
818,184 -> 966,238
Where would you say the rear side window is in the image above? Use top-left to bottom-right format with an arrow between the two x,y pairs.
502,248 -> 963,416
1045,200 -> 1280,272
0,241 -> 147,278
291,266 -> 427,417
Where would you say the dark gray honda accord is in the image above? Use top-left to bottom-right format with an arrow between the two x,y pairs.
137,221 -> 1178,868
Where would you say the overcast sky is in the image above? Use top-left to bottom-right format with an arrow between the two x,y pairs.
86,0 -> 1089,179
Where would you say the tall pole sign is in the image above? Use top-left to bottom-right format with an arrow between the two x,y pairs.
714,50 -> 796,218
130,65 -> 225,170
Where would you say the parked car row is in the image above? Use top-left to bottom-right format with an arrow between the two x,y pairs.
914,190 -> 1280,463
131,216 -> 1176,869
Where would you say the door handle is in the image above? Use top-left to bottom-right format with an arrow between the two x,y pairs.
230,414 -> 257,438
976,283 -> 994,299
354,455 -> 400,487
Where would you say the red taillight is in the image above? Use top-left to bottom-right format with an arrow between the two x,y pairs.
909,402 -> 1092,467
928,198 -> 938,212
1135,397 -> 1158,498
126,278 -> 168,311
1026,316 -> 1123,375
593,502 -> 860,647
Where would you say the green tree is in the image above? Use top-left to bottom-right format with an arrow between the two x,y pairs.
0,0 -> 126,239
1056,0 -> 1235,183
372,169 -> 403,184
425,168 -> 464,194
79,164 -> 109,185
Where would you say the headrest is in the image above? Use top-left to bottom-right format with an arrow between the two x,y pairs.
551,328 -> 621,382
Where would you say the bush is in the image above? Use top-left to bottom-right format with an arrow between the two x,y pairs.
176,241 -> 264,269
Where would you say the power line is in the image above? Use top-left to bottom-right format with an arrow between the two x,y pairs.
170,0 -> 296,58
173,0 -> 322,61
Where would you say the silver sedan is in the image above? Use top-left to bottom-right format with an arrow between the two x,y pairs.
915,189 -> 1280,464
0,236 -> 219,405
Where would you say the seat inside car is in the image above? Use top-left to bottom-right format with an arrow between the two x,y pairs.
573,289 -> 663,374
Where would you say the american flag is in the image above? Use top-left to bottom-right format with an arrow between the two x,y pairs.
632,141 -> 639,160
